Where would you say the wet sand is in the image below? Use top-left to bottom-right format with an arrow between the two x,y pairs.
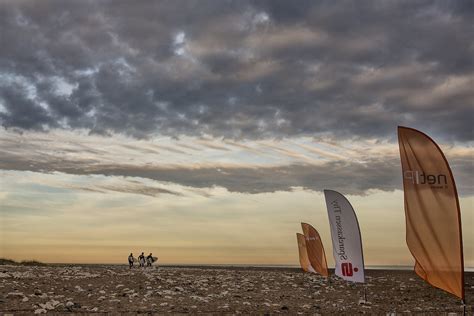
0,265 -> 472,314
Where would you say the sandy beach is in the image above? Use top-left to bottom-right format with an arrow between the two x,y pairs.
0,265 -> 472,315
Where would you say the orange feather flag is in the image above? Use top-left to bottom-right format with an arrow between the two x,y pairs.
301,223 -> 329,277
398,126 -> 464,299
296,233 -> 316,273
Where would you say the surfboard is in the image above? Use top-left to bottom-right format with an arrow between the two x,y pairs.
152,256 -> 158,262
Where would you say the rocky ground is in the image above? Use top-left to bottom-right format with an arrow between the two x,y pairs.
0,265 -> 472,315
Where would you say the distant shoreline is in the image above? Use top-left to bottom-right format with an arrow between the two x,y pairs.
3,258 -> 473,272
4,260 -> 473,273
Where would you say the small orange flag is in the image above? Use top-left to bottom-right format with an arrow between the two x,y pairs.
296,233 -> 316,273
398,126 -> 464,299
301,223 -> 329,277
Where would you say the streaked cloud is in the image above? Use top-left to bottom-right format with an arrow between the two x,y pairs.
1,130 -> 472,196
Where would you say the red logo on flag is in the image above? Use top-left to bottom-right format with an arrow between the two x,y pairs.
341,262 -> 353,276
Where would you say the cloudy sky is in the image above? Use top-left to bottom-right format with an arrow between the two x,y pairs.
0,0 -> 473,266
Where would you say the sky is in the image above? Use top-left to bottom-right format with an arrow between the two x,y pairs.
0,0 -> 473,266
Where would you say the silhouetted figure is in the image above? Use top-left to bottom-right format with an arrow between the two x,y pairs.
146,253 -> 153,267
128,253 -> 134,269
138,252 -> 145,267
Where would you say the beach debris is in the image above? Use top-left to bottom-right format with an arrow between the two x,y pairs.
37,299 -> 61,311
34,308 -> 47,314
7,291 -> 25,298
0,272 -> 10,278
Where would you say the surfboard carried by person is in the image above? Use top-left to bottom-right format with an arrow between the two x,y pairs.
146,253 -> 153,267
146,253 -> 158,267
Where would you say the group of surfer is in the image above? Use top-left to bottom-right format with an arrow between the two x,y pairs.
128,252 -> 157,269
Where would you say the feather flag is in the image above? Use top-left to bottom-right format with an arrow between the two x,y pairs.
301,222 -> 329,277
296,233 -> 316,273
324,190 -> 365,283
398,126 -> 464,299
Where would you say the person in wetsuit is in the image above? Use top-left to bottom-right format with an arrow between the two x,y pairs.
128,253 -> 134,269
146,253 -> 154,267
138,252 -> 145,267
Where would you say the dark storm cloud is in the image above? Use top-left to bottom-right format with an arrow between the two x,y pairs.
0,0 -> 473,140
0,82 -> 56,130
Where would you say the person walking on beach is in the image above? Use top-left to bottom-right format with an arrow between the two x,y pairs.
128,253 -> 134,269
138,252 -> 145,267
146,253 -> 154,267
